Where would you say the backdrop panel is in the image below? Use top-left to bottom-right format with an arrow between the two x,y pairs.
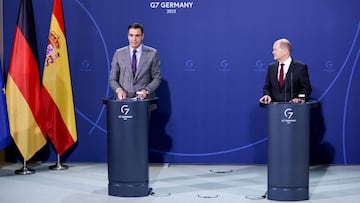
3,0 -> 360,164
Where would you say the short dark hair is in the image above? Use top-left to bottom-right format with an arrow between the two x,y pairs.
128,23 -> 144,34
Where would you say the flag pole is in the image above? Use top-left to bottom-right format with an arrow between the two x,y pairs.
49,154 -> 68,170
15,159 -> 35,175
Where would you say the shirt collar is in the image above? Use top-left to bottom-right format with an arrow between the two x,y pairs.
281,57 -> 292,67
130,44 -> 143,54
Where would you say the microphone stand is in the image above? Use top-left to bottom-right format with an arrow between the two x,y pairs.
291,72 -> 293,101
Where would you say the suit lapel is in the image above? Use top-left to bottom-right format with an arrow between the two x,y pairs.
135,46 -> 148,80
273,62 -> 280,87
284,60 -> 295,85
126,47 -> 134,80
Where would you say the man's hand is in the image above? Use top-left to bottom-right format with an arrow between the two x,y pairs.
290,98 -> 304,103
259,95 -> 272,104
116,88 -> 126,100
136,89 -> 148,100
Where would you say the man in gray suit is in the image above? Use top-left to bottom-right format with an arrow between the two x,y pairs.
109,23 -> 161,100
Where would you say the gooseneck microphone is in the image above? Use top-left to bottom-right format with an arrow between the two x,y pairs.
284,71 -> 294,103
284,74 -> 287,103
291,72 -> 293,101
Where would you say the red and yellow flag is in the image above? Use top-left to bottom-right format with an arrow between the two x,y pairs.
42,0 -> 77,155
6,0 -> 47,160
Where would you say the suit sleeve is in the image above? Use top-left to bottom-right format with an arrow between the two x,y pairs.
263,66 -> 272,96
109,51 -> 121,92
299,64 -> 312,100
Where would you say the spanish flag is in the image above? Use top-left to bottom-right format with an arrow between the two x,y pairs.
6,0 -> 47,160
42,0 -> 77,155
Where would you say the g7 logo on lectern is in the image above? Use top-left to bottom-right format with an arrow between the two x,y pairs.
120,104 -> 130,115
284,108 -> 294,119
118,104 -> 133,120
281,108 -> 296,124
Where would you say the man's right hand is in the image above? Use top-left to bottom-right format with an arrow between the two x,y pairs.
259,95 -> 272,104
116,88 -> 127,100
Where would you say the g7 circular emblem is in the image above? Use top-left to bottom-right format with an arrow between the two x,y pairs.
284,108 -> 294,119
120,104 -> 130,115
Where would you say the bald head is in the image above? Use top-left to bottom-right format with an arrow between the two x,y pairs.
272,38 -> 292,63
275,38 -> 292,53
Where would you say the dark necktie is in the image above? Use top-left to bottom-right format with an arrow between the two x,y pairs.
279,63 -> 284,88
132,50 -> 137,77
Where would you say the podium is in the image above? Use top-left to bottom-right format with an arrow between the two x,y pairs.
266,102 -> 313,201
103,97 -> 157,197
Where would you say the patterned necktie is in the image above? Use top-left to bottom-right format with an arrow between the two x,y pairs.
279,63 -> 284,88
132,49 -> 137,77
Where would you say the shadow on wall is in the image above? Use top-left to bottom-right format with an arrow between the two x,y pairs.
249,104 -> 268,164
309,102 -> 335,164
4,135 -> 79,163
149,79 -> 172,163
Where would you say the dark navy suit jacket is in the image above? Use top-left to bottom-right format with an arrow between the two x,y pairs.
262,59 -> 312,102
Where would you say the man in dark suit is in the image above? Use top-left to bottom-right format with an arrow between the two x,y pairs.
259,38 -> 312,103
109,23 -> 161,100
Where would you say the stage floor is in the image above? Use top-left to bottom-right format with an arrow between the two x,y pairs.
0,162 -> 359,203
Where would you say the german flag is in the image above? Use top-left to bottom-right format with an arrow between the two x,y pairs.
42,0 -> 77,156
6,0 -> 47,160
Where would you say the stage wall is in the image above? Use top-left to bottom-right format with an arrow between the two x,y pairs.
3,0 -> 360,164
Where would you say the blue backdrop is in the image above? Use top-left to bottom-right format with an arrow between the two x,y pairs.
3,0 -> 360,164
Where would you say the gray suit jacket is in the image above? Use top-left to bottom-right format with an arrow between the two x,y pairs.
109,45 -> 161,98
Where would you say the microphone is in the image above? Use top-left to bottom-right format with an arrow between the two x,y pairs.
291,72 -> 293,100
284,71 -> 293,103
284,77 -> 286,103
